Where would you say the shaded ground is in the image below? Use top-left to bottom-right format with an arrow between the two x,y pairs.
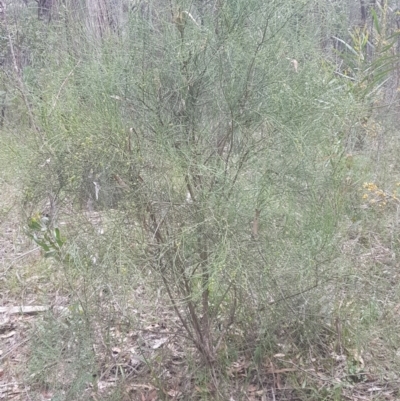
1,182 -> 400,400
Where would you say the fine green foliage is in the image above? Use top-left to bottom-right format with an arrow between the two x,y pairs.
2,0 -> 400,399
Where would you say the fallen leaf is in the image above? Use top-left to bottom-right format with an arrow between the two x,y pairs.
147,389 -> 158,401
167,389 -> 181,398
291,59 -> 298,72
247,384 -> 258,392
276,373 -> 282,389
368,387 -> 382,392
130,384 -> 155,390
152,337 -> 168,349
0,330 -> 15,339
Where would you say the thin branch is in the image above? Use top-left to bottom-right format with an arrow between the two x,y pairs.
3,3 -> 40,134
49,60 -> 81,116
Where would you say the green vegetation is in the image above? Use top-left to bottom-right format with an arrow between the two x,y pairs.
1,0 -> 400,399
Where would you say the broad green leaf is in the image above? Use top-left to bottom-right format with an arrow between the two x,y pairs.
361,32 -> 369,48
44,251 -> 57,258
332,36 -> 357,56
28,218 -> 42,231
371,9 -> 381,35
54,228 -> 64,247
33,235 -> 51,252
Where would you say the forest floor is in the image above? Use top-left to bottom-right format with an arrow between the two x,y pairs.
1,178 -> 400,401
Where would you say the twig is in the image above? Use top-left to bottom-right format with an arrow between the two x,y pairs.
1,247 -> 40,277
0,305 -> 50,314
49,59 -> 81,116
0,337 -> 31,361
3,3 -> 40,134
